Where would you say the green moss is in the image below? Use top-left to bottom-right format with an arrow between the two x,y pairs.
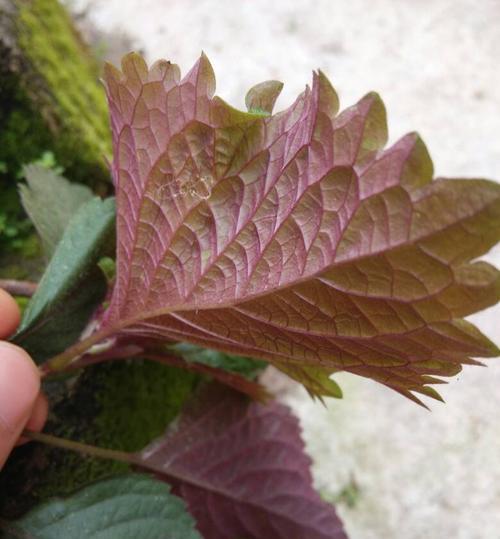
18,0 -> 111,174
0,0 -> 111,187
0,87 -> 55,183
32,361 -> 200,501
94,361 -> 198,451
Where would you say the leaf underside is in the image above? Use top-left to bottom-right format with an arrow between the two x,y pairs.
100,52 -> 500,403
139,383 -> 347,539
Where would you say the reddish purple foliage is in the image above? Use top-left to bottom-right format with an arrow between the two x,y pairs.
138,384 -> 348,539
99,52 -> 500,402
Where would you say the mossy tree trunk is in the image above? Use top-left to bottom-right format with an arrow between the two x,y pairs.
0,1 -> 200,519
0,0 -> 111,186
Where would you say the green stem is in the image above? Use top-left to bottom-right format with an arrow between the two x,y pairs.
23,429 -> 138,466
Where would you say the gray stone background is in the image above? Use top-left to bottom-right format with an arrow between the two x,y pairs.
68,1 -> 500,537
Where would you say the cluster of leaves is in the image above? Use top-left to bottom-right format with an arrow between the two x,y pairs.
7,165 -> 343,537
4,384 -> 347,539
2,52 -> 500,538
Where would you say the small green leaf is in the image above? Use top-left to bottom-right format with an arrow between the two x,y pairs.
97,256 -> 116,284
245,80 -> 284,114
0,474 -> 201,539
276,364 -> 343,400
19,165 -> 93,257
13,197 -> 115,362
168,343 -> 266,380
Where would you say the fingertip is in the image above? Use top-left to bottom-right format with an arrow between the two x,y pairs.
17,392 -> 49,445
0,288 -> 21,338
0,342 -> 40,433
27,391 -> 48,430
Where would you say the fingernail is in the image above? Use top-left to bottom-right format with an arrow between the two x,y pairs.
0,343 -> 40,433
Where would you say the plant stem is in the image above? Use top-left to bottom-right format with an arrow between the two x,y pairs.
0,279 -> 37,297
40,327 -> 115,375
23,430 -> 138,466
145,352 -> 269,401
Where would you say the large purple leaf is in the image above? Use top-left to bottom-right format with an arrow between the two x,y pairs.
99,52 -> 500,402
138,384 -> 347,539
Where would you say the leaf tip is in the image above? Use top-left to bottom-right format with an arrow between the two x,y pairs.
193,51 -> 216,98
315,69 -> 340,117
102,61 -> 123,86
245,79 -> 284,114
120,51 -> 149,82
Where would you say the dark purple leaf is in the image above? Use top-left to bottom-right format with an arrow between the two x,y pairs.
138,384 -> 348,539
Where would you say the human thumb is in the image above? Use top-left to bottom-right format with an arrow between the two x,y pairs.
0,342 -> 40,468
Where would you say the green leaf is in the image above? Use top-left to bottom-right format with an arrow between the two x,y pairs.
19,165 -> 93,257
168,343 -> 266,380
245,80 -> 284,114
0,474 -> 201,539
276,364 -> 343,400
12,197 -> 115,362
